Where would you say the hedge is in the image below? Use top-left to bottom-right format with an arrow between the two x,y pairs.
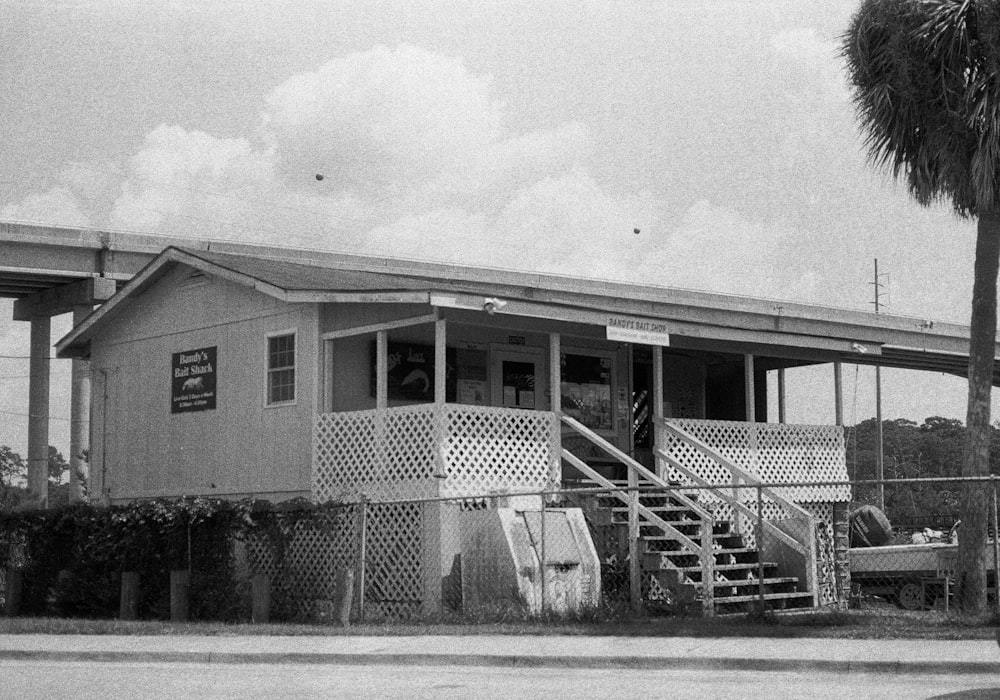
0,497 -> 355,622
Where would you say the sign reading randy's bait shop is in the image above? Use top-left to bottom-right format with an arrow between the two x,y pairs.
171,346 -> 217,413
605,316 -> 671,346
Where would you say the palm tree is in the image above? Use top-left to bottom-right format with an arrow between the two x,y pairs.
843,0 -> 1000,614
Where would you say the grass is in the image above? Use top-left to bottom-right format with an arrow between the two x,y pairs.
1,605 -> 997,640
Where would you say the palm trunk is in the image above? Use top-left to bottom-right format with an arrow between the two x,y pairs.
955,210 -> 1000,614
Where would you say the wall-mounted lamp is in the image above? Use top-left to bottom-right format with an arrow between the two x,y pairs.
483,297 -> 508,315
851,342 -> 870,354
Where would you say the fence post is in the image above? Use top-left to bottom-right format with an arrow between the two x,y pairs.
993,478 -> 1000,616
628,479 -> 642,611
540,493 -> 547,615
170,569 -> 190,622
356,499 -> 367,624
4,568 -> 21,616
251,573 -> 270,624
120,571 -> 140,621
756,484 -> 765,614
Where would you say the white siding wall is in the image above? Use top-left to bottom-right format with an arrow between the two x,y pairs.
89,265 -> 316,502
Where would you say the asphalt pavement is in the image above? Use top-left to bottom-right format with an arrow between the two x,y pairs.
0,632 -> 998,675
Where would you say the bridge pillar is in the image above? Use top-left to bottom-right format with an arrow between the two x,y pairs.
69,304 -> 91,503
13,277 -> 115,507
27,316 -> 50,506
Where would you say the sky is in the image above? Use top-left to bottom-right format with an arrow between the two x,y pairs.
0,0 -> 993,456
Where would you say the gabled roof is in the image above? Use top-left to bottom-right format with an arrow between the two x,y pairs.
54,246 -> 1000,383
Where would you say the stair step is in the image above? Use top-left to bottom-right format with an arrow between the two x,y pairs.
676,562 -> 778,573
710,591 -> 815,604
708,577 -> 799,588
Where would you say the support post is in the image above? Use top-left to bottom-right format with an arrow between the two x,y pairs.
28,316 -> 50,507
777,368 -> 786,424
757,484 -> 765,614
69,304 -> 91,503
434,318 -> 446,405
628,486 -> 641,611
375,331 -> 388,410
743,354 -> 755,423
652,347 -> 664,478
434,317 -> 447,478
549,332 -> 561,487
833,361 -> 844,427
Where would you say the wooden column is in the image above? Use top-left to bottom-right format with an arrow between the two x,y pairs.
743,354 -> 755,423
434,318 -> 446,405
549,333 -> 561,486
549,333 -> 561,413
777,368 -> 786,424
652,346 -> 664,477
833,361 -> 844,427
375,331 -> 388,409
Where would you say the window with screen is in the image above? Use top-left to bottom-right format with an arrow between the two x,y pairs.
267,332 -> 296,404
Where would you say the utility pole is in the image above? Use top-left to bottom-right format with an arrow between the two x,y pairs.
871,258 -> 886,511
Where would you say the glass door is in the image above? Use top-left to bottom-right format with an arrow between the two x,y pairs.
490,347 -> 547,410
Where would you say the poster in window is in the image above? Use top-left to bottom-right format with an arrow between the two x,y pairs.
560,352 -> 612,431
171,346 -> 217,413
371,341 -> 457,402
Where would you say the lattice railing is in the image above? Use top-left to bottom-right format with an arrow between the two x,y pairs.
313,404 -> 557,502
658,419 -> 850,503
440,405 -> 556,499
313,405 -> 441,502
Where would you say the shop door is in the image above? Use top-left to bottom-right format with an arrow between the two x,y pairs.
491,347 -> 547,410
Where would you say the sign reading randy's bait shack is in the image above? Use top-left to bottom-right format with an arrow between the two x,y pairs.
605,316 -> 670,346
171,346 -> 217,413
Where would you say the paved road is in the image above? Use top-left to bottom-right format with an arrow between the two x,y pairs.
3,660 -> 999,699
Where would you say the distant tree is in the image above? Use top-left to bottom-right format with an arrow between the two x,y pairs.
0,445 -> 28,510
844,0 -> 1000,614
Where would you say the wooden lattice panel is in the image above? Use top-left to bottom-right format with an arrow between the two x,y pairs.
661,420 -> 850,502
362,502 -> 424,620
313,406 -> 440,502
441,406 -> 557,499
314,405 -> 558,503
242,506 -> 360,619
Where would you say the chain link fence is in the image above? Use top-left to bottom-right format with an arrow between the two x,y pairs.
2,477 -> 999,622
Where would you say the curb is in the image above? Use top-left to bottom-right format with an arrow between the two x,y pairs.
1,649 -> 997,675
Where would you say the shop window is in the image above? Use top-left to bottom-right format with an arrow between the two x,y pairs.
560,351 -> 613,432
267,332 -> 296,405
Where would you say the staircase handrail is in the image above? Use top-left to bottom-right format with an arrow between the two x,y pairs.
655,447 -> 806,556
657,418 -> 814,522
561,450 -> 703,553
560,413 -> 713,522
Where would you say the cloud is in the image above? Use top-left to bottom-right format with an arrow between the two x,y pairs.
364,170 -> 662,280
0,186 -> 90,228
104,44 -> 597,252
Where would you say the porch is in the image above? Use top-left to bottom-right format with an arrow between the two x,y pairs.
311,403 -> 850,615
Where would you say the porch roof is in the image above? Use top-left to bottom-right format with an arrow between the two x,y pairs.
54,247 -> 1000,384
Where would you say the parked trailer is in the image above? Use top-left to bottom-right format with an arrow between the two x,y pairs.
849,541 -> 998,610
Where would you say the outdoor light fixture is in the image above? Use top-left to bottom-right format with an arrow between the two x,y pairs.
851,342 -> 870,354
483,297 -> 507,315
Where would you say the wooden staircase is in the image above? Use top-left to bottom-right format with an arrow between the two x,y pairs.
600,485 -> 815,614
559,413 -> 819,616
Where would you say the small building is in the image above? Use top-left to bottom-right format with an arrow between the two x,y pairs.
54,246 -> 992,616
